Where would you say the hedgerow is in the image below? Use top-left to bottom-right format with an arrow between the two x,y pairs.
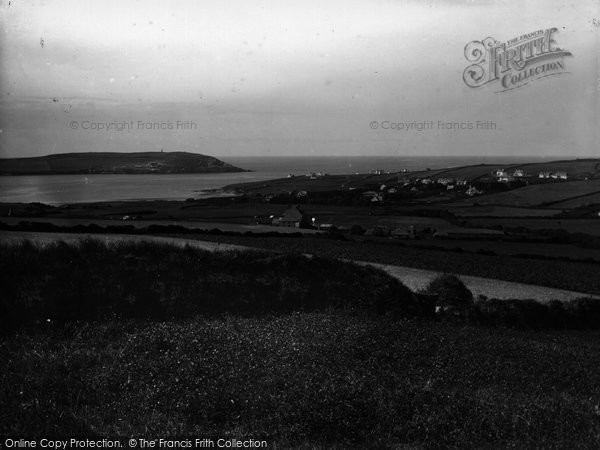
0,239 -> 421,332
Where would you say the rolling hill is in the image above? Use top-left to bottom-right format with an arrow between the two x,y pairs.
0,151 -> 247,175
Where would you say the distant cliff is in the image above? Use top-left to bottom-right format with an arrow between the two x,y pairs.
0,152 -> 247,175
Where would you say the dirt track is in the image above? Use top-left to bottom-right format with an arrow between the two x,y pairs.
1,230 -> 597,302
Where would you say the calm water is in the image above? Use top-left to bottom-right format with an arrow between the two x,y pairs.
0,156 -> 552,204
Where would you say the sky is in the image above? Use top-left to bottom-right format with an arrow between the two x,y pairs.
0,0 -> 598,158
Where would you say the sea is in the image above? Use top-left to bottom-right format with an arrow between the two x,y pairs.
0,156 -> 554,205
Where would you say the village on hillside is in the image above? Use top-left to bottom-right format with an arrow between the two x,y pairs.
245,163 -> 594,239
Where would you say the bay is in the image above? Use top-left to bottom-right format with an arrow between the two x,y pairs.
0,155 -> 553,204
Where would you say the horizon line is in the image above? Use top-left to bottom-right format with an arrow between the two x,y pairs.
1,151 -> 596,160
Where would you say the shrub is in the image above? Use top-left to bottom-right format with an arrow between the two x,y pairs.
422,274 -> 474,310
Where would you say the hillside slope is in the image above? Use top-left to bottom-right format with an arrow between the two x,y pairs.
463,180 -> 600,207
0,152 -> 247,175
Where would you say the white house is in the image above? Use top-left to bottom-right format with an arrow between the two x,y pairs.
466,186 -> 483,196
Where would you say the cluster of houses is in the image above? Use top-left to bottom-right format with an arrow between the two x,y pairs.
302,168 -> 394,178
538,171 -> 568,179
493,168 -> 568,182
357,176 -> 485,202
401,177 -> 482,196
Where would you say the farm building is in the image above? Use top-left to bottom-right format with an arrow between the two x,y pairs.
273,205 -> 312,228
495,169 -> 514,182
498,175 -> 514,183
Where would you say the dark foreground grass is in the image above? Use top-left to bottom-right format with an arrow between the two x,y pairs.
0,239 -> 421,332
2,241 -> 600,447
2,314 -> 600,448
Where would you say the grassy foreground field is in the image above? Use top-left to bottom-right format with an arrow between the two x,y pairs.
3,240 -> 600,447
3,315 -> 600,448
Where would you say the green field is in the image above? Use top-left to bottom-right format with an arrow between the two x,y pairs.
421,164 -> 499,180
550,192 -> 600,209
224,173 -> 375,194
403,238 -> 600,262
511,160 -> 600,179
0,201 -> 376,225
468,218 -> 600,236
0,200 -> 484,235
165,234 -> 600,295
414,159 -> 600,182
448,205 -> 562,217
225,160 -> 600,195
465,180 -> 600,207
